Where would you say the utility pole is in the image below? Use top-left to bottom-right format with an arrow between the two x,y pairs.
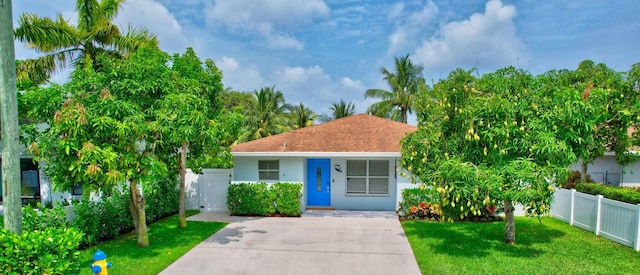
0,0 -> 23,234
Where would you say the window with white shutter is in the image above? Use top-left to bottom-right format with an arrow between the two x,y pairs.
346,160 -> 389,195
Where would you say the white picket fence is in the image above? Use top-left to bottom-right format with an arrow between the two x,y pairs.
550,188 -> 640,251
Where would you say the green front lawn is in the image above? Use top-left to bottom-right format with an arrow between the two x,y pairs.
78,211 -> 226,275
403,217 -> 640,274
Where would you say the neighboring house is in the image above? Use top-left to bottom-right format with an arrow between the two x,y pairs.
0,149 -> 82,205
569,152 -> 640,187
230,114 -> 417,211
569,127 -> 640,187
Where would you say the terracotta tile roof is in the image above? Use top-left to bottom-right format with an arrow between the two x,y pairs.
232,114 -> 416,153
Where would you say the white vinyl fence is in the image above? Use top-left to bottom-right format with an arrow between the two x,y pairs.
551,188 -> 640,251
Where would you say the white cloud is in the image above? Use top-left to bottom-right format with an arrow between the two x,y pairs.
216,56 -> 265,92
269,65 -> 367,114
276,65 -> 329,86
262,31 -> 304,50
387,1 -> 439,54
117,0 -> 189,53
205,0 -> 329,50
218,56 -> 240,71
413,0 -> 527,72
340,77 -> 365,91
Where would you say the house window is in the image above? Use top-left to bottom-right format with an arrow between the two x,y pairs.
72,184 -> 83,196
20,160 -> 40,198
258,160 -> 279,181
346,160 -> 389,195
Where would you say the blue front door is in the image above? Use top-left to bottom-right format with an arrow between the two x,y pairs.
307,158 -> 331,206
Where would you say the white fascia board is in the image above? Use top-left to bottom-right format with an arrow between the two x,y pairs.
603,150 -> 639,156
231,151 -> 401,158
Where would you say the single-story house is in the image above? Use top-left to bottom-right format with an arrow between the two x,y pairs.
230,114 -> 417,211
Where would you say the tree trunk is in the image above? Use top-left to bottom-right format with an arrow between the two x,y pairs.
580,161 -> 588,182
504,200 -> 516,244
178,141 -> 187,228
130,179 -> 149,247
0,0 -> 23,234
130,183 -> 139,234
402,108 -> 408,124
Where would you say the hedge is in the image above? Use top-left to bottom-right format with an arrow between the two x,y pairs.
0,227 -> 83,274
271,182 -> 303,216
576,182 -> 640,205
227,182 -> 302,216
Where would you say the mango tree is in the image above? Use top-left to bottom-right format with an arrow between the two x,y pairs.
154,48 -> 241,228
543,61 -> 639,182
401,67 -> 583,244
27,46 -> 174,247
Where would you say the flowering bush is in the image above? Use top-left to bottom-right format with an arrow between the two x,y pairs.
405,201 -> 441,220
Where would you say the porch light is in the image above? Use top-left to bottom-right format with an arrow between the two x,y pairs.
334,164 -> 342,173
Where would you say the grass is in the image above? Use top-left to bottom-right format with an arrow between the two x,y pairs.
78,210 -> 226,275
403,217 -> 640,275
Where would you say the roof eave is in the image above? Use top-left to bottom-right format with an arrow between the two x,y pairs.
232,151 -> 402,158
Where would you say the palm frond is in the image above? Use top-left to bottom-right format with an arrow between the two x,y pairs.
329,99 -> 356,119
15,13 -> 80,52
77,0 -> 101,31
100,0 -> 126,20
16,49 -> 80,83
92,20 -> 122,46
364,88 -> 393,100
111,25 -> 158,54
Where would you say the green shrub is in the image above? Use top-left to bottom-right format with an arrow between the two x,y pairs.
399,187 -> 501,221
576,182 -> 640,204
22,203 -> 69,232
399,187 -> 438,212
399,188 -> 441,220
0,227 -> 83,274
227,182 -> 302,216
73,189 -> 133,247
145,178 -> 179,222
227,183 -> 271,215
271,182 -> 302,216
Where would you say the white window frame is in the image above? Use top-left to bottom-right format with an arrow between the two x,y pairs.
258,160 -> 279,181
346,159 -> 389,196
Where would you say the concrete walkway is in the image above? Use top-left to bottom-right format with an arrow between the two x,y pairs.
160,211 -> 420,275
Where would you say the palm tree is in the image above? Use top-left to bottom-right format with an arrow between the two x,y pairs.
286,102 -> 319,130
320,99 -> 355,122
364,54 -> 426,123
239,86 -> 288,142
14,0 -> 157,84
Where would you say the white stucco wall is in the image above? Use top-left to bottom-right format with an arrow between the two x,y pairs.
570,155 -> 640,187
233,156 -> 305,183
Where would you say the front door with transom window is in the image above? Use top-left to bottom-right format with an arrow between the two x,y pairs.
307,158 -> 330,206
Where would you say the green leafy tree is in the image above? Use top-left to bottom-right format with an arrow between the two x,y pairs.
26,46 -> 173,247
401,67 -> 582,244
286,102 -> 318,130
365,54 -> 426,123
238,86 -> 288,142
154,48 -> 241,228
220,87 -> 254,113
563,60 -> 638,181
320,99 -> 355,122
14,0 -> 157,84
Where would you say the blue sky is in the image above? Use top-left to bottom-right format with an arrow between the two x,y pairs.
12,0 -> 640,121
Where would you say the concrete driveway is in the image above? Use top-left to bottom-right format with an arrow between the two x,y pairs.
160,211 -> 420,275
